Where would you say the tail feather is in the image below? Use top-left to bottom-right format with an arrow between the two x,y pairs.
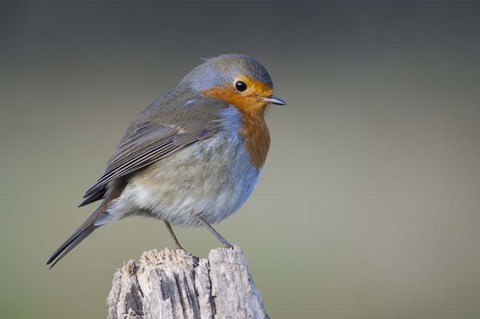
46,224 -> 97,268
47,205 -> 106,268
47,181 -> 124,268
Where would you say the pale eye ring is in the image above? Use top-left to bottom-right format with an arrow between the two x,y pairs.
235,80 -> 247,92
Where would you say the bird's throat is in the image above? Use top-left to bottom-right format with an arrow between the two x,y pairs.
201,85 -> 271,168
239,111 -> 270,169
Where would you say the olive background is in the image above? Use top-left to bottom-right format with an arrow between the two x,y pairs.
1,1 -> 479,318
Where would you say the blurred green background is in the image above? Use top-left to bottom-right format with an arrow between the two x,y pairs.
1,1 -> 479,318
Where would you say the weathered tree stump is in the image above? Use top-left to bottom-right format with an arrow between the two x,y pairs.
107,246 -> 269,319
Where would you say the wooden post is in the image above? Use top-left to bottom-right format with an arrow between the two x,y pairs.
107,247 -> 269,319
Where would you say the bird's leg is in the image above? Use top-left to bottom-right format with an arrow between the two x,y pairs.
163,221 -> 185,250
192,214 -> 234,249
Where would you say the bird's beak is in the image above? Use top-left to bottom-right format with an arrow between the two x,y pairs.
261,95 -> 287,106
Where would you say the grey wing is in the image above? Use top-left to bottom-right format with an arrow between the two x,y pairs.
79,120 -> 222,207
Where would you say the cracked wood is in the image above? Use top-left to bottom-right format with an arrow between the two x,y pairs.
107,247 -> 269,319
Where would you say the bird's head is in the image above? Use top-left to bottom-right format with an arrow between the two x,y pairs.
181,54 -> 286,114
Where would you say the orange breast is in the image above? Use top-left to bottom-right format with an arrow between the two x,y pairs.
201,82 -> 271,168
239,110 -> 270,168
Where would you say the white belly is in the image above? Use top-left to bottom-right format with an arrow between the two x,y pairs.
102,128 -> 262,227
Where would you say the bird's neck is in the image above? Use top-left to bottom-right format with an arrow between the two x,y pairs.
238,108 -> 270,169
200,85 -> 271,168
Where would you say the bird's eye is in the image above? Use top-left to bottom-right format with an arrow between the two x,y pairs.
235,80 -> 247,92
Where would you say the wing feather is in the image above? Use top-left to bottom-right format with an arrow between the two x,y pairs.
79,120 -> 222,207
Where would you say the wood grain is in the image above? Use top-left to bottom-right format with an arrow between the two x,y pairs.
107,247 -> 269,319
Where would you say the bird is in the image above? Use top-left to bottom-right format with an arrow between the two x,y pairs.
47,54 -> 286,268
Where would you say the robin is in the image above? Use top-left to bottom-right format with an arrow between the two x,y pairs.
47,54 -> 286,268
